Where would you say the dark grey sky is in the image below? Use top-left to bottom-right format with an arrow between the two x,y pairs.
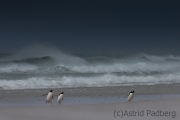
0,0 -> 180,54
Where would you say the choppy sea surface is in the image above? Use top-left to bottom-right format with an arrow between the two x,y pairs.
1,46 -> 180,90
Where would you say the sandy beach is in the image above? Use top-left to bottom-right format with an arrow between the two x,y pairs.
0,84 -> 180,120
0,98 -> 179,120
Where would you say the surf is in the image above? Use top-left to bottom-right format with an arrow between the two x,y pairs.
1,45 -> 180,90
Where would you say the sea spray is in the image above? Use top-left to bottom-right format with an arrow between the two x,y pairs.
1,45 -> 180,89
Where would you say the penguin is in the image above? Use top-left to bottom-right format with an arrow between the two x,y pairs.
57,92 -> 64,104
124,90 -> 135,102
43,89 -> 53,103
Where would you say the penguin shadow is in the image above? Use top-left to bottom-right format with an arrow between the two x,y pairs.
46,102 -> 54,106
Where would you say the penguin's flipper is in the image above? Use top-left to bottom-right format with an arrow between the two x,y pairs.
124,94 -> 129,98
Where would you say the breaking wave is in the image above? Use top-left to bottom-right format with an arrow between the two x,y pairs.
1,45 -> 180,89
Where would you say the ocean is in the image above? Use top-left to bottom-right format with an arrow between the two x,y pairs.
0,46 -> 180,90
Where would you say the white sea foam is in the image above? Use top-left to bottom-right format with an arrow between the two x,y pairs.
0,61 -> 180,74
70,62 -> 180,73
0,73 -> 180,90
1,45 -> 180,89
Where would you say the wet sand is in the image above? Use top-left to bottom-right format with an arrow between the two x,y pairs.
0,84 -> 180,119
0,98 -> 179,120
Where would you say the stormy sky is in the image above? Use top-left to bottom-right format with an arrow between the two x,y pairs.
0,0 -> 180,55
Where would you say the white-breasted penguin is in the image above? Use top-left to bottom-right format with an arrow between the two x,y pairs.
126,90 -> 135,102
44,89 -> 53,103
57,92 -> 64,104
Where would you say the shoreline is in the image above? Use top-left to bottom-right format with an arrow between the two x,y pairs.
0,83 -> 180,107
1,83 -> 180,96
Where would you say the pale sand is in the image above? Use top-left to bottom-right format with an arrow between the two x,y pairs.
0,98 -> 179,120
0,84 -> 180,120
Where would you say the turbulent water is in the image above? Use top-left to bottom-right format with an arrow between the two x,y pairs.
1,46 -> 180,90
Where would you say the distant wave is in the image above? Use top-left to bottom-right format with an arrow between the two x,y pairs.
138,54 -> 180,62
1,45 -> 180,90
1,54 -> 180,74
12,56 -> 53,63
0,56 -> 55,65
